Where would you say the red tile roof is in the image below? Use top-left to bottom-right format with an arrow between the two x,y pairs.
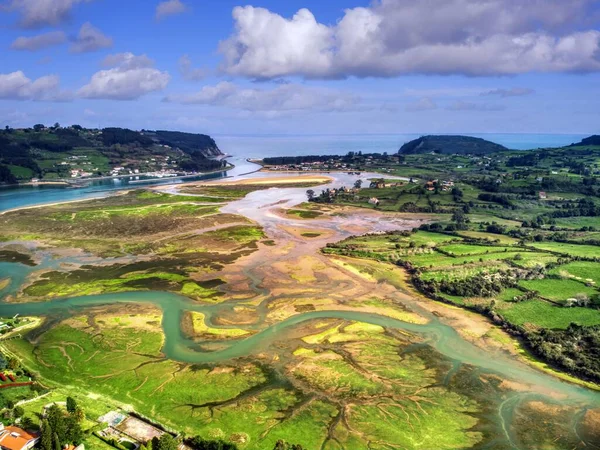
0,426 -> 39,450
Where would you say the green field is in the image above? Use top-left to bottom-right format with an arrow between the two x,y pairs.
549,261 -> 600,285
499,300 -> 600,329
4,314 -> 487,449
518,279 -> 598,303
529,242 -> 600,258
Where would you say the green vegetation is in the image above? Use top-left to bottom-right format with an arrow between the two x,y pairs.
286,209 -> 323,219
325,225 -> 600,383
2,313 -> 488,449
399,135 -> 508,155
0,125 -> 224,183
1,190 -> 266,302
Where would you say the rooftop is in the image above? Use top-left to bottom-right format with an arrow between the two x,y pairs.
0,426 -> 39,450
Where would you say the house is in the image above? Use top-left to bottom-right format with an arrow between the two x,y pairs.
539,191 -> 547,199
425,180 -> 437,191
0,426 -> 39,450
369,180 -> 386,189
368,197 -> 380,206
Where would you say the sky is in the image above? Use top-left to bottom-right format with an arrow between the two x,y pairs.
0,0 -> 599,135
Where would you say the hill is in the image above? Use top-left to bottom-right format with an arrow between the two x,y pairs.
399,135 -> 508,155
0,125 -> 224,184
569,135 -> 600,147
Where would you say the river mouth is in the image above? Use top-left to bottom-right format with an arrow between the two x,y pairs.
1,172 -> 600,449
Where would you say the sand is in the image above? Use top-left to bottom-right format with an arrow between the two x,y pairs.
192,175 -> 333,186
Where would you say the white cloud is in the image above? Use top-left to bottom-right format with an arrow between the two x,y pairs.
178,55 -> 208,81
101,52 -> 155,70
219,1 -> 600,78
3,0 -> 93,28
11,31 -> 66,51
70,22 -> 113,53
405,97 -> 437,112
0,71 -> 71,101
155,0 -> 186,20
447,100 -> 504,111
79,53 -> 170,100
164,82 -> 361,112
482,87 -> 535,97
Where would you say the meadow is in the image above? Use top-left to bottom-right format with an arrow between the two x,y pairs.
325,227 -> 600,342
4,310 -> 488,450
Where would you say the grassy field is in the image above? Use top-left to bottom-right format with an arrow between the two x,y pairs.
4,311 -> 488,449
518,279 -> 598,303
553,216 -> 600,229
326,227 -> 600,340
529,242 -> 600,258
549,261 -> 600,285
457,230 -> 520,245
499,299 -> 600,328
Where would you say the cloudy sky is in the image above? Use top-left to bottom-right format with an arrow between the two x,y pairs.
1,0 -> 599,135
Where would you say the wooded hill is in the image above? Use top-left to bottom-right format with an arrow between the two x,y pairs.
399,135 -> 509,155
0,125 -> 223,184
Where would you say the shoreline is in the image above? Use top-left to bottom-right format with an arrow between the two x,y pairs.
1,161 -> 235,190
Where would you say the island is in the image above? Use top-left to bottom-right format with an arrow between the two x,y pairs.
399,135 -> 509,155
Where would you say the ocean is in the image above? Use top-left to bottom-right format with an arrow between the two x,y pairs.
215,133 -> 589,158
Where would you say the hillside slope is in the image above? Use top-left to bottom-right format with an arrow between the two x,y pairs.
399,135 -> 508,155
0,126 -> 223,184
569,135 -> 600,147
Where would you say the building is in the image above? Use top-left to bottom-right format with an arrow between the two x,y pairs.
368,197 -> 380,206
539,191 -> 547,199
0,426 -> 39,450
369,180 -> 386,189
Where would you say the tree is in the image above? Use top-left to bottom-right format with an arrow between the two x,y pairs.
41,419 -> 53,450
72,406 -> 85,423
354,179 -> 362,189
46,404 -> 66,444
21,416 -> 34,429
64,415 -> 83,444
13,406 -> 24,418
451,187 -> 463,202
33,124 -> 45,132
7,356 -> 19,370
53,433 -> 61,450
451,210 -> 466,229
153,434 -> 179,450
66,396 -> 77,413
274,441 -> 304,450
306,189 -> 315,201
187,436 -> 238,449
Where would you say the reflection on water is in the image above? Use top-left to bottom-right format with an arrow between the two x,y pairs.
0,157 -> 257,212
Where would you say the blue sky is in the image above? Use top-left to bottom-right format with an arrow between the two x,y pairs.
1,0 -> 599,135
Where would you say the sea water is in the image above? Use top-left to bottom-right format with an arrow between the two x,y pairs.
216,133 -> 589,158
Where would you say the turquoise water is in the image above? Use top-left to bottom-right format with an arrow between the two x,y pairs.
0,157 -> 257,212
0,289 -> 598,407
